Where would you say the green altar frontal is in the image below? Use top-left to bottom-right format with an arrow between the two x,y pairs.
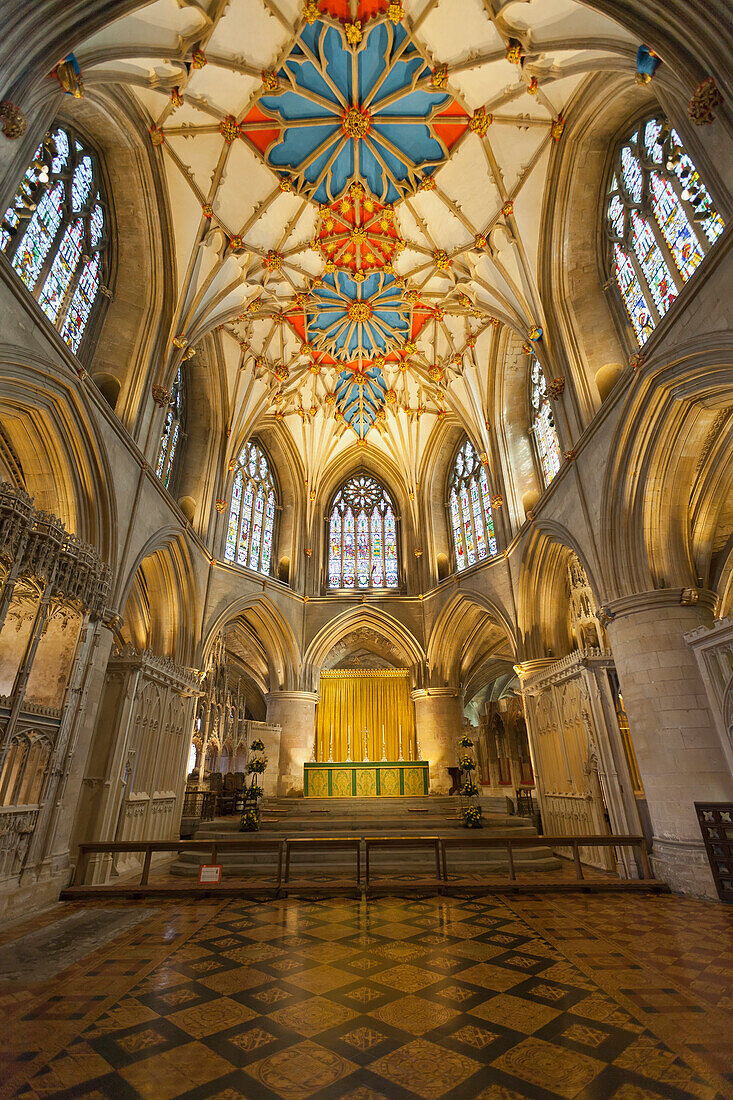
304,761 -> 429,797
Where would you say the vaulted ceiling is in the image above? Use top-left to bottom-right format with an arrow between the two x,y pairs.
78,0 -> 637,483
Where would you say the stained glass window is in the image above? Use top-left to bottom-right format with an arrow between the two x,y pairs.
156,367 -> 185,490
1,125 -> 108,352
328,473 -> 399,590
448,439 -> 498,573
530,357 -> 561,487
225,441 -> 277,576
606,116 -> 723,346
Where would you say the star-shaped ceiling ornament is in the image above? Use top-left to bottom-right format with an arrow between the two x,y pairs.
243,16 -> 468,204
80,0 -> 638,444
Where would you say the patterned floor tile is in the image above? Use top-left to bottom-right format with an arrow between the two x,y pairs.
3,894 -> 732,1100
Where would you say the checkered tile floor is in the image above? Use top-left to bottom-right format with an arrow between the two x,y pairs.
3,894 -> 732,1099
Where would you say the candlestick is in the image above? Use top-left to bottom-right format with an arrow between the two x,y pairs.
329,722 -> 333,763
398,721 -> 403,762
347,724 -> 351,762
363,727 -> 369,763
381,723 -> 386,762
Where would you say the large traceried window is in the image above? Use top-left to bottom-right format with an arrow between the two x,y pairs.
225,441 -> 276,575
328,474 -> 398,590
530,357 -> 561,487
0,124 -> 108,353
156,367 -> 185,490
448,439 -> 497,573
606,116 -> 724,346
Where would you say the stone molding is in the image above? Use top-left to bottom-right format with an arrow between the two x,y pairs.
108,643 -> 202,692
521,647 -> 614,693
602,588 -> 719,622
411,688 -> 460,700
265,690 -> 317,704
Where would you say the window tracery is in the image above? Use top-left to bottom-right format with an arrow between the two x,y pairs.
156,367 -> 184,490
225,441 -> 276,576
606,116 -> 723,346
0,124 -> 108,353
328,474 -> 398,590
448,439 -> 497,573
530,358 -> 561,487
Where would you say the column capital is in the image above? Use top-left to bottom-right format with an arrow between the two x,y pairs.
266,690 -> 318,704
599,587 -> 718,624
411,687 -> 460,701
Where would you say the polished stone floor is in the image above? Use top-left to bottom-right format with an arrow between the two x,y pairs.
2,892 -> 732,1099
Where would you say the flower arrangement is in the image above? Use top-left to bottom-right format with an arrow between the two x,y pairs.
463,804 -> 483,828
460,781 -> 479,798
458,753 -> 476,771
247,757 -> 267,775
239,805 -> 261,831
250,738 -> 265,752
459,735 -> 474,748
249,784 -> 263,800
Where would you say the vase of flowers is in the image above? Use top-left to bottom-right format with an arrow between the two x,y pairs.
239,804 -> 261,831
457,731 -> 482,829
462,804 -> 483,828
239,747 -> 268,831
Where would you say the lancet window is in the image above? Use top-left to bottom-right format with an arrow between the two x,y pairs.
328,474 -> 399,590
225,441 -> 276,575
0,124 -> 108,353
605,116 -> 724,346
530,358 -> 561,487
448,439 -> 497,573
156,367 -> 185,490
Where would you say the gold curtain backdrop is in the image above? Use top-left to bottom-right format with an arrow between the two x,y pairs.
315,670 -> 417,762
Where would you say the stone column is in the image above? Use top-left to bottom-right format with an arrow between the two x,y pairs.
601,590 -> 733,896
412,689 -> 462,794
265,690 -> 317,797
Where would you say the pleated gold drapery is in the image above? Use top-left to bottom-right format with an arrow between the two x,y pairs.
315,670 -> 417,762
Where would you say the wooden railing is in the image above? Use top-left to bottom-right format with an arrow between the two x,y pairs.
61,832 -> 661,899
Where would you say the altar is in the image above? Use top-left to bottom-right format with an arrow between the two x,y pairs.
304,760 -> 429,798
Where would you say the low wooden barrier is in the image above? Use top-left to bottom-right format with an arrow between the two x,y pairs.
63,839 -> 284,898
60,833 -> 663,899
364,836 -> 442,895
283,836 -> 362,895
441,833 -> 654,890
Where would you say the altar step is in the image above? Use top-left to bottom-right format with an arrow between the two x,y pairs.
170,795 -> 562,879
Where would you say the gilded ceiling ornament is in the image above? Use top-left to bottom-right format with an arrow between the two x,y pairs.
0,101 -> 27,139
414,547 -> 423,557
264,250 -> 283,270
151,385 -> 171,408
325,392 -> 337,405
219,115 -> 241,143
688,77 -> 723,125
228,235 -> 244,250
387,2 -> 405,24
190,48 -> 207,69
502,200 -> 514,217
348,301 -> 372,321
547,377 -> 566,398
429,365 -> 443,382
170,87 -> 184,108
528,76 -> 538,95
474,233 -> 487,249
522,341 -> 532,352
431,64 -> 448,90
491,493 -> 503,507
52,54 -> 84,98
274,410 -> 285,421
528,324 -> 543,340
149,125 -> 165,146
275,365 -> 289,381
172,334 -> 188,348
303,0 -> 320,24
341,106 -> 371,138
469,107 -> 492,136
551,116 -> 566,142
344,21 -> 363,47
309,362 -> 321,374
436,409 -> 448,421
261,70 -> 280,92
506,39 -> 523,64
215,499 -> 227,512
564,449 -> 576,462
301,342 -> 314,355
420,176 -> 437,191
201,203 -> 214,218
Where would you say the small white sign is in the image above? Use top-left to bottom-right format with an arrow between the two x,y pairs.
198,864 -> 222,885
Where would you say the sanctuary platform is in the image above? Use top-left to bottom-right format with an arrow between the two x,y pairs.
303,759 -> 428,797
